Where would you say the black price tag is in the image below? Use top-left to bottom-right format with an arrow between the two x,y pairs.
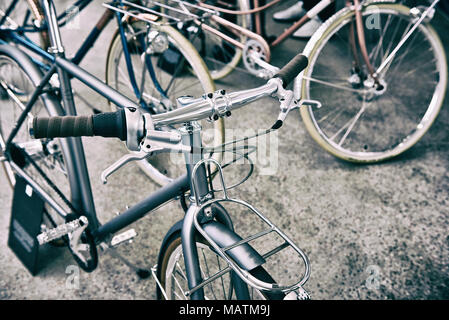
8,175 -> 45,275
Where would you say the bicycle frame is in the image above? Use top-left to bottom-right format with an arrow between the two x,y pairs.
1,0 -> 254,300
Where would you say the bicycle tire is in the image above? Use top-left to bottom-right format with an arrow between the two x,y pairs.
156,231 -> 285,300
105,22 -> 224,186
298,2 -> 447,163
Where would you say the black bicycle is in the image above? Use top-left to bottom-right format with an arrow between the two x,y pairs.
1,0 -> 312,300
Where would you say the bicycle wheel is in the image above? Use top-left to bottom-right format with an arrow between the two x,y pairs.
0,52 -> 69,231
184,0 -> 251,80
156,231 -> 285,300
105,22 -> 224,186
298,2 -> 447,162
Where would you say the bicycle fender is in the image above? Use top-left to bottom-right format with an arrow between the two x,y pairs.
158,219 -> 266,272
202,220 -> 266,271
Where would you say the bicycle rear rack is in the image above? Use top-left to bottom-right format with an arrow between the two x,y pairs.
103,0 -> 218,26
186,158 -> 311,297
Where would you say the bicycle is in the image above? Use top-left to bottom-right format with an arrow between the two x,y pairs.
167,0 -> 447,163
0,0 -> 224,186
0,0 -> 313,299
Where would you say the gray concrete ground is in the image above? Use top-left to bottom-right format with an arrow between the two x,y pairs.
1,0 -> 449,300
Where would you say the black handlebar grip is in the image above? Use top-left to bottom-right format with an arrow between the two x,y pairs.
92,109 -> 126,141
275,53 -> 309,88
32,109 -> 126,141
32,115 -> 94,139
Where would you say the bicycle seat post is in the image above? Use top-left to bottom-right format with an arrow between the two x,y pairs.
40,0 -> 79,115
40,0 -> 64,55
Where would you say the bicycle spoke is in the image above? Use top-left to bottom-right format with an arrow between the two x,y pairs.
315,104 -> 348,129
380,17 -> 410,67
369,14 -> 392,64
175,261 -> 188,281
172,268 -> 188,299
117,65 -> 133,90
385,30 -> 420,77
200,247 -> 218,300
216,256 -> 227,299
170,79 -> 204,96
390,49 -> 438,79
333,27 -> 355,61
330,94 -> 367,146
304,76 -> 366,94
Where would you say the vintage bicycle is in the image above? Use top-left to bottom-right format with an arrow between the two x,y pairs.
162,0 -> 447,163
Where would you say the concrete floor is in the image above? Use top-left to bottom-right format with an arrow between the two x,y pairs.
0,0 -> 448,300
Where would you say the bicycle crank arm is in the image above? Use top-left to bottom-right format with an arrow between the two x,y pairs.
249,51 -> 279,79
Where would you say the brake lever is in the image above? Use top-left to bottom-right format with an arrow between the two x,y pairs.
271,79 -> 322,124
100,129 -> 191,184
101,151 -> 151,184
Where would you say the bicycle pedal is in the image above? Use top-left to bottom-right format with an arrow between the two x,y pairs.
37,216 -> 88,245
110,229 -> 137,247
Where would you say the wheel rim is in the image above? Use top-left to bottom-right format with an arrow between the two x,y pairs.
300,5 -> 447,162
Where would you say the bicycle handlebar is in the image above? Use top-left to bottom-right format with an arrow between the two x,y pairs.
31,53 -> 308,147
151,53 -> 308,126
